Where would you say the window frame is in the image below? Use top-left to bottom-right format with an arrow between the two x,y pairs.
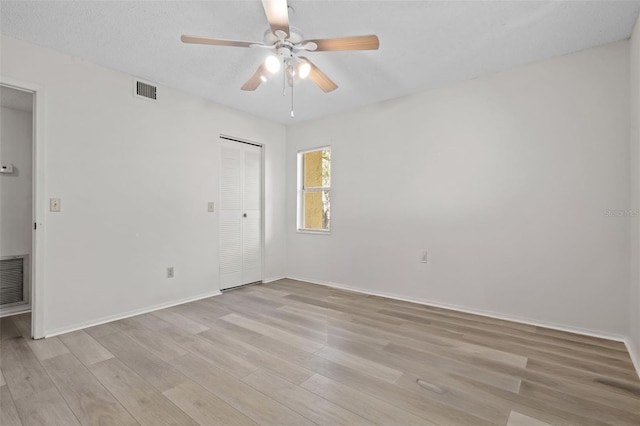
297,146 -> 332,234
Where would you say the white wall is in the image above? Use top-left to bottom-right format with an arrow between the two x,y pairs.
629,16 -> 640,371
0,106 -> 33,259
1,35 -> 287,335
287,41 -> 630,338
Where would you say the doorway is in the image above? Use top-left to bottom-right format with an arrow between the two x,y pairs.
0,78 -> 44,339
219,136 -> 263,291
0,86 -> 33,317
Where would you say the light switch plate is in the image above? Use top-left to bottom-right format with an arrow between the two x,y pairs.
50,198 -> 61,212
208,202 -> 215,213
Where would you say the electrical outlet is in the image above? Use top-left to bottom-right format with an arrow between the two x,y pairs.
420,250 -> 428,263
50,198 -> 61,212
207,202 -> 215,213
167,267 -> 174,278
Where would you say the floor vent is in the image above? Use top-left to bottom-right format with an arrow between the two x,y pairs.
0,256 -> 26,306
134,80 -> 157,101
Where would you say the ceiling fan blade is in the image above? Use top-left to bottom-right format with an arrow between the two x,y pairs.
241,64 -> 268,91
262,0 -> 289,38
181,35 -> 262,48
302,35 -> 379,51
298,57 -> 338,93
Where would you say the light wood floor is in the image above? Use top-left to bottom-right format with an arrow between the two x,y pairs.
1,279 -> 639,426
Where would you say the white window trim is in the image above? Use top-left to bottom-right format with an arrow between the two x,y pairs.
297,146 -> 331,234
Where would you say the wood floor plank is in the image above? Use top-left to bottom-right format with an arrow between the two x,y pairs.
151,309 -> 209,334
507,411 -> 554,426
524,349 -> 637,382
239,310 -> 330,345
162,326 -> 258,378
535,326 -> 628,352
13,387 -> 80,426
1,385 -> 22,426
451,373 -> 612,426
357,295 -> 538,333
220,312 -> 323,353
89,358 -> 197,426
275,304 -> 395,349
127,313 -> 172,331
315,332 -> 513,424
252,300 -> 390,349
448,347 -> 640,412
10,314 -> 31,338
172,353 -> 316,426
246,284 -> 292,297
518,379 -> 640,424
342,308 -> 531,369
243,369 -> 370,426
460,329 -> 636,375
122,327 -> 188,362
301,373 -> 432,426
0,317 -> 21,341
327,331 -> 522,396
0,337 -> 54,400
0,368 -> 5,386
198,326 -> 315,385
314,345 -> 403,383
163,380 -> 257,426
169,299 -> 233,325
42,353 -> 138,425
394,372 -> 511,424
329,326 -> 522,393
26,337 -> 70,361
284,293 -> 408,325
84,322 -> 120,339
93,331 -> 189,393
58,330 -> 114,366
297,352 -> 496,425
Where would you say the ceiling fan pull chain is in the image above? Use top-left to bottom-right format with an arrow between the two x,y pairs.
291,80 -> 295,118
283,60 -> 286,96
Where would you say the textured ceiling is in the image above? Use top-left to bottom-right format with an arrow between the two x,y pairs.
0,85 -> 33,112
1,1 -> 639,124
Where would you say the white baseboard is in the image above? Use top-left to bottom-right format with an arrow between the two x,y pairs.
0,304 -> 31,318
263,276 -> 286,284
285,275 -> 628,343
44,290 -> 222,338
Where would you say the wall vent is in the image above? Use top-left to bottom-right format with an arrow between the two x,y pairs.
0,256 -> 26,306
134,80 -> 157,101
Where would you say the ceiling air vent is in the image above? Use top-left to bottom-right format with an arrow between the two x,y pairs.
134,79 -> 157,101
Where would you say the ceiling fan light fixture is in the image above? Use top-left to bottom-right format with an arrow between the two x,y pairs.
265,55 -> 281,73
298,61 -> 311,79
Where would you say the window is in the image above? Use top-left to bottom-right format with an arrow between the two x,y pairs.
298,147 -> 331,232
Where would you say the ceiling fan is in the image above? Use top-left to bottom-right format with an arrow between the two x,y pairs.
181,0 -> 380,95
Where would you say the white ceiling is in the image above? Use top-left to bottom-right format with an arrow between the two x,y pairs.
1,1 -> 639,124
0,85 -> 33,112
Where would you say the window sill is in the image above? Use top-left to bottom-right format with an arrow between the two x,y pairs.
297,229 -> 331,235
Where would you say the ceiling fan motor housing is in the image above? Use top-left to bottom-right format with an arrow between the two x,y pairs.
263,27 -> 304,46
277,45 -> 293,58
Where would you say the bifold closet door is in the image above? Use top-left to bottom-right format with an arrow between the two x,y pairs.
219,139 -> 262,290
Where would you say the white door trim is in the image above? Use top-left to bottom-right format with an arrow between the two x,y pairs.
1,76 -> 46,339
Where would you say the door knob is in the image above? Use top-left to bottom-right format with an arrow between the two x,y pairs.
243,213 -> 247,218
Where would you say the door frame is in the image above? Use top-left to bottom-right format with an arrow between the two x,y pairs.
219,135 -> 265,290
1,76 -> 46,339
